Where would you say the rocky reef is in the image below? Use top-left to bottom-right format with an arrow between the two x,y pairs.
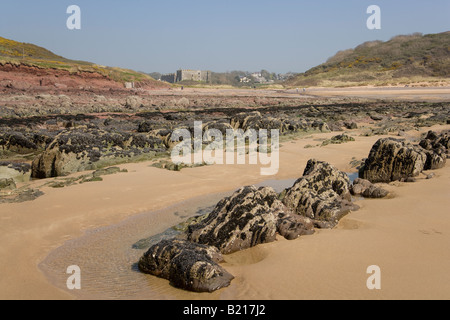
139,159 -> 356,292
360,131 -> 449,183
138,130 -> 449,292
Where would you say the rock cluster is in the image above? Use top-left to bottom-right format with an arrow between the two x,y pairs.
360,131 -> 449,183
419,131 -> 449,170
139,159 -> 355,292
31,129 -> 165,178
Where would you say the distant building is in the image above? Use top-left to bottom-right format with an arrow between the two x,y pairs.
176,70 -> 211,83
160,70 -> 211,84
250,72 -> 267,84
161,73 -> 176,83
239,76 -> 251,83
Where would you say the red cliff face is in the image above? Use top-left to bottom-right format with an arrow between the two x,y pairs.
0,63 -> 123,91
0,63 -> 168,93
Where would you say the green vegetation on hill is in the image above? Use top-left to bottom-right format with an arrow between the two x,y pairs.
287,32 -> 450,87
0,36 -> 156,83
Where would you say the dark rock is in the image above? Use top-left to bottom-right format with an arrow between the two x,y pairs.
186,186 -> 279,254
282,159 -> 356,228
276,210 -> 315,240
138,239 -> 234,293
419,131 -> 448,170
360,138 -> 427,183
351,178 -> 389,198
344,122 -> 358,130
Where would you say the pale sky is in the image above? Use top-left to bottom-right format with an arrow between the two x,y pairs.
1,0 -> 449,73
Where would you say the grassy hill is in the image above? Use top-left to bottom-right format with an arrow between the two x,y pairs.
287,32 -> 450,87
0,36 -> 156,84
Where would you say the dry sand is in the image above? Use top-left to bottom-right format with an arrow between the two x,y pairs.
0,124 -> 449,300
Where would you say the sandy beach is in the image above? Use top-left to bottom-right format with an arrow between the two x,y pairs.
1,122 -> 449,300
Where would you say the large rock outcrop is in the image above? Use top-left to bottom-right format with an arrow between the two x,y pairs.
360,138 -> 428,183
32,128 -> 165,178
138,239 -> 234,293
186,186 -> 279,254
282,159 -> 356,228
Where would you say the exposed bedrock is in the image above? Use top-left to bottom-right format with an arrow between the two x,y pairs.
282,159 -> 357,229
31,128 -> 165,178
186,186 -> 280,254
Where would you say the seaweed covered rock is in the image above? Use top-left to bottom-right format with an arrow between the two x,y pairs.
282,159 -> 355,228
0,130 -> 53,155
138,239 -> 234,293
31,128 -> 165,178
186,186 -> 279,254
229,111 -> 330,134
419,131 -> 449,170
360,138 -> 427,183
350,178 -> 389,198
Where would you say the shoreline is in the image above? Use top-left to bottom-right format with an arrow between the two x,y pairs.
1,124 -> 449,300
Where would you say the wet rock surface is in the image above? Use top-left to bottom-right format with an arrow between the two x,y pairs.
138,239 -> 234,293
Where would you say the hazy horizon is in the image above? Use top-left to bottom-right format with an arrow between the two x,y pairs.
1,0 -> 449,74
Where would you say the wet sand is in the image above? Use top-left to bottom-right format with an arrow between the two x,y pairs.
1,124 -> 449,300
151,86 -> 450,102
